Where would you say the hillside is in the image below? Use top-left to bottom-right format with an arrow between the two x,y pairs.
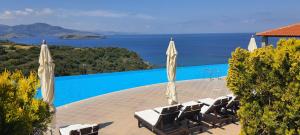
0,23 -> 103,39
0,41 -> 152,76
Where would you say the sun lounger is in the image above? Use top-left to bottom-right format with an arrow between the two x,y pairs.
177,101 -> 204,133
69,130 -> 80,135
134,104 -> 188,135
59,124 -> 99,135
198,96 -> 232,127
226,94 -> 239,114
225,94 -> 240,122
178,101 -> 203,122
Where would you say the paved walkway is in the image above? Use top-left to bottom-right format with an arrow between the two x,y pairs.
56,78 -> 240,135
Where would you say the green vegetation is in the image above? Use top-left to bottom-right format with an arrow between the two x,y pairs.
0,70 -> 51,135
0,41 -> 151,76
227,38 -> 300,135
59,34 -> 105,39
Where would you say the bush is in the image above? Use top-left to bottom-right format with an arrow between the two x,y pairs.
0,46 -> 6,55
8,45 -> 16,50
227,38 -> 300,135
0,70 -> 51,135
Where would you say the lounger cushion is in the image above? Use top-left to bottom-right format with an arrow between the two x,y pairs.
181,101 -> 199,107
178,101 -> 201,118
199,96 -> 229,114
154,104 -> 181,114
226,94 -> 238,108
200,105 -> 210,114
59,124 -> 97,135
199,96 -> 228,106
135,109 -> 160,126
227,94 -> 235,98
198,98 -> 215,105
216,96 -> 229,101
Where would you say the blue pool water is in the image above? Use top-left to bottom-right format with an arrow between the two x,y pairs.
40,64 -> 228,107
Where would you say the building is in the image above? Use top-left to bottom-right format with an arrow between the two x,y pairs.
256,23 -> 300,47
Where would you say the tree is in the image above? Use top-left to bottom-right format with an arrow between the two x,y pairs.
0,70 -> 51,135
227,38 -> 300,135
0,46 -> 6,55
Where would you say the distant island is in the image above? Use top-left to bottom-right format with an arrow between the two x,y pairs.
59,34 -> 106,39
0,40 -> 152,76
0,23 -> 104,40
0,33 -> 32,39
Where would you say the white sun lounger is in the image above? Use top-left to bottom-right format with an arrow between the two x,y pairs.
134,104 -> 187,135
135,109 -> 161,127
178,101 -> 203,120
198,96 -> 228,114
177,101 -> 204,133
225,94 -> 240,119
59,124 -> 98,135
198,96 -> 232,127
226,94 -> 239,109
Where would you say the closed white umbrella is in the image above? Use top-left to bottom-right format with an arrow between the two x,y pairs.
248,35 -> 257,52
166,38 -> 178,105
38,40 -> 55,134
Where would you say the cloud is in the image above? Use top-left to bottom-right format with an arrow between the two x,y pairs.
37,8 -> 54,15
25,8 -> 34,12
59,9 -> 155,20
0,8 -> 54,20
0,11 -> 14,19
0,8 -> 154,21
132,13 -> 155,20
74,10 -> 128,18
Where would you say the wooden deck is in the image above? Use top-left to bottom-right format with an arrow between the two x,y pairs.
56,78 -> 240,135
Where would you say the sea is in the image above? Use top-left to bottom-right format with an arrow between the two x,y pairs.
10,33 -> 279,67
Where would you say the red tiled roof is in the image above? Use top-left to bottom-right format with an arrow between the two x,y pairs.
256,23 -> 300,37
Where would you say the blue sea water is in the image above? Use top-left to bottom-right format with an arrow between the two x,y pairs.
10,33 -> 279,67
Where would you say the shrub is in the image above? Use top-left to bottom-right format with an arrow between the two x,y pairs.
227,38 -> 300,135
0,70 -> 51,135
0,46 -> 6,55
8,45 -> 16,50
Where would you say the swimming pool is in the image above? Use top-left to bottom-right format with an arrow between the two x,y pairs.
39,64 -> 228,107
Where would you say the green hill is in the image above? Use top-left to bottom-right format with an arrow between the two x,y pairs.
0,23 -> 103,39
0,41 -> 152,76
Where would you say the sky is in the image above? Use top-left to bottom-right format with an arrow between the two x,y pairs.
0,0 -> 300,34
